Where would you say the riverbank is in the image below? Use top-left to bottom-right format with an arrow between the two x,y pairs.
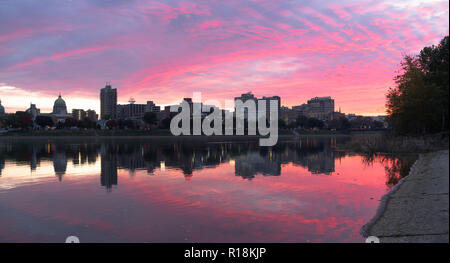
361,150 -> 449,243
338,133 -> 449,154
0,128 -> 361,140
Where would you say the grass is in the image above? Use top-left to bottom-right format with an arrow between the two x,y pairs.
338,132 -> 449,154
0,129 -> 174,137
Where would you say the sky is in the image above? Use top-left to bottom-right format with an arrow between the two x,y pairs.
0,0 -> 448,115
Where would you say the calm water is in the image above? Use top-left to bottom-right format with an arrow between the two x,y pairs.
0,137 -> 416,242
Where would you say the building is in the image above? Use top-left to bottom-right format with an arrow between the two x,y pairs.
306,96 -> 334,121
145,101 -> 160,113
117,99 -> 146,120
26,104 -> 40,120
52,94 -> 68,115
72,109 -> 98,121
32,95 -> 72,124
86,110 -> 98,121
100,83 -> 117,120
72,109 -> 86,120
293,96 -> 335,121
261,96 -> 280,120
0,100 -> 4,116
279,107 -> 298,124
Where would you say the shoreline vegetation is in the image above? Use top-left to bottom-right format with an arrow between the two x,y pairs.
337,132 -> 449,155
1,129 -> 448,155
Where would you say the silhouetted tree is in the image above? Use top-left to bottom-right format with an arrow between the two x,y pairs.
387,35 -> 449,134
296,115 -> 308,128
327,117 -> 350,130
15,111 -> 33,129
64,117 -> 78,127
78,117 -> 96,129
160,117 -> 172,129
35,116 -> 54,127
278,119 -> 286,128
106,119 -> 118,129
143,112 -> 157,127
306,118 -> 324,129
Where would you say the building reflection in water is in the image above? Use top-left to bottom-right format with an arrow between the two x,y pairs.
0,136 -> 415,189
100,144 -> 118,192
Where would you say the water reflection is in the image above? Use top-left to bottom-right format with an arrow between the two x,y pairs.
0,137 -> 414,190
361,154 -> 418,189
0,138 -> 336,181
0,137 -> 417,242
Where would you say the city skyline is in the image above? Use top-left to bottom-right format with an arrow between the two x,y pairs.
0,0 -> 449,115
0,86 -> 355,119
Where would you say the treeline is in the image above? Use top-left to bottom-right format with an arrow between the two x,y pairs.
387,35 -> 449,135
279,115 -> 384,131
0,111 -> 161,130
0,113 -> 97,130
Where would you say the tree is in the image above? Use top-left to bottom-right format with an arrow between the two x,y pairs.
78,117 -> 96,129
119,119 -> 136,129
143,112 -> 157,127
306,117 -> 324,129
64,117 -> 78,127
327,117 -> 350,130
106,119 -> 118,129
35,115 -> 54,127
160,117 -> 171,129
15,111 -> 33,129
296,115 -> 308,128
387,35 -> 449,135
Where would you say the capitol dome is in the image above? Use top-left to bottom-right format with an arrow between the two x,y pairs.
52,94 -> 67,115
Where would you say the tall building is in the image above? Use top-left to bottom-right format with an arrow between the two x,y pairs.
234,92 -> 280,121
72,109 -> 98,121
72,109 -> 86,120
261,96 -> 280,120
306,97 -> 334,121
234,92 -> 258,120
86,109 -> 98,121
293,96 -> 335,121
145,101 -> 160,113
0,99 -> 5,116
100,83 -> 117,120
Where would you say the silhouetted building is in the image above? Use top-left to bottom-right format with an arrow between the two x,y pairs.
234,92 -> 258,120
234,92 -> 281,122
26,103 -> 40,120
0,99 -> 4,116
52,94 -> 68,115
34,94 -> 72,124
145,101 -> 160,113
261,96 -> 280,120
100,83 -> 117,120
280,107 -> 298,124
293,96 -> 335,121
86,109 -> 98,121
72,109 -> 86,120
117,102 -> 146,120
72,109 -> 98,121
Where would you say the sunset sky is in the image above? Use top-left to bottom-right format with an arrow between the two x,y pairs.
0,0 -> 448,115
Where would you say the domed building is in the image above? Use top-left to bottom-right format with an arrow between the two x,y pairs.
52,94 -> 68,115
35,94 -> 72,125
